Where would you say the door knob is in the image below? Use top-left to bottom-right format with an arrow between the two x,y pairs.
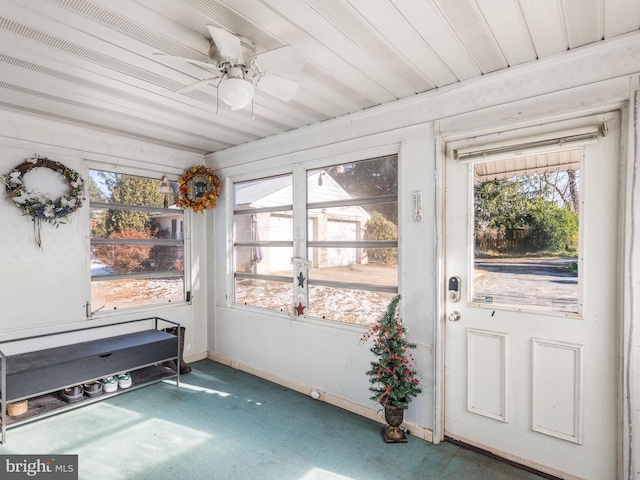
448,311 -> 461,322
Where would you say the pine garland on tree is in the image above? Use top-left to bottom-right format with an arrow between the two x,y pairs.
359,295 -> 421,409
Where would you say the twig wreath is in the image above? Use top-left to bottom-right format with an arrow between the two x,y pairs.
2,156 -> 85,247
175,165 -> 221,213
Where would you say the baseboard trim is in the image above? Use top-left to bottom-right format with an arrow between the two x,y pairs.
207,353 -> 433,443
185,351 -> 208,364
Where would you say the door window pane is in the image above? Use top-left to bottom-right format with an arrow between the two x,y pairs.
472,149 -> 580,313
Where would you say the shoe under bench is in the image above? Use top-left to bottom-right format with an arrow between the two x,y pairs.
0,317 -> 181,444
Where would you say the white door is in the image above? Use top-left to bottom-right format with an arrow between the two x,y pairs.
444,113 -> 620,480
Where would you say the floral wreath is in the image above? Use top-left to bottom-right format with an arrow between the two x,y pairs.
2,156 -> 85,226
175,165 -> 221,212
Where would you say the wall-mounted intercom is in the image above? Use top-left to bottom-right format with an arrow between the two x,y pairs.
448,276 -> 461,303
413,191 -> 423,222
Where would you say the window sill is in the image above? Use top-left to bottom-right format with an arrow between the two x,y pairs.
89,300 -> 191,319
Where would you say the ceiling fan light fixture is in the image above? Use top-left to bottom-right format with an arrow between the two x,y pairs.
160,26 -> 301,107
219,67 -> 254,109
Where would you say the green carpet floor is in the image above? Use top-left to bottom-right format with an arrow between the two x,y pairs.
0,360 -> 546,480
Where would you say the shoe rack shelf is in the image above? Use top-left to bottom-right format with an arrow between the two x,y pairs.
0,317 -> 181,444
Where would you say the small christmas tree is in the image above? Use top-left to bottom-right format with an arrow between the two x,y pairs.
359,295 -> 421,409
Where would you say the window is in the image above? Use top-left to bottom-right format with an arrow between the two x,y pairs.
232,155 -> 398,326
89,169 -> 185,312
307,156 -> 398,325
233,175 -> 294,312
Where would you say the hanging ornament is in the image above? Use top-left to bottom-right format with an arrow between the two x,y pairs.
295,302 -> 306,316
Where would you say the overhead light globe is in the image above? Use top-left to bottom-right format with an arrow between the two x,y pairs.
219,67 -> 254,109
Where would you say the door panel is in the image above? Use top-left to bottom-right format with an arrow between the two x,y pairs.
444,113 -> 619,480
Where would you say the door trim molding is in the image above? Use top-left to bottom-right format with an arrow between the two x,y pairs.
620,78 -> 640,480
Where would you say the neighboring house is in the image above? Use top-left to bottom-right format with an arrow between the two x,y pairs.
235,170 -> 370,274
150,206 -> 184,240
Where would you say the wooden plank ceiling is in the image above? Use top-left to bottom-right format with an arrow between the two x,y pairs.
0,0 -> 638,154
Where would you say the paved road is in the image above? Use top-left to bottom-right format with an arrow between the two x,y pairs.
473,257 -> 578,312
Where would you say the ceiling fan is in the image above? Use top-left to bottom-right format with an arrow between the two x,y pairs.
155,25 -> 302,111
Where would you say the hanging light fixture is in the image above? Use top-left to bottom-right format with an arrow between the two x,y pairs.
158,175 -> 172,208
218,66 -> 254,110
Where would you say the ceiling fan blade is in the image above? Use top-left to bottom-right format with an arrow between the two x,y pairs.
251,46 -> 302,74
206,25 -> 243,64
174,77 -> 219,94
153,52 -> 222,72
254,75 -> 299,101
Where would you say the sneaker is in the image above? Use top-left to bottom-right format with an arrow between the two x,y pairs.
102,376 -> 118,393
117,372 -> 132,389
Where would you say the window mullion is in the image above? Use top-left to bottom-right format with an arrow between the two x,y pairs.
92,271 -> 184,282
307,194 -> 397,210
90,202 -> 173,214
91,238 -> 183,246
234,204 -> 294,215
234,241 -> 293,248
307,240 -> 398,248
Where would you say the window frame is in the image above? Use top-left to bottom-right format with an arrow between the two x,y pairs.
230,152 -> 400,326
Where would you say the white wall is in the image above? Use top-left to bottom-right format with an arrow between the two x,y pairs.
210,128 -> 435,435
208,33 -> 640,449
0,113 -> 208,359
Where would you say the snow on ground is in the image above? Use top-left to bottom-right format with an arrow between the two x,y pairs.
91,258 -> 114,276
91,258 -> 183,310
235,279 -> 393,326
90,258 -> 577,320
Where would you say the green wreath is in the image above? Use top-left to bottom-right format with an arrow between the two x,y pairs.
2,156 -> 85,226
